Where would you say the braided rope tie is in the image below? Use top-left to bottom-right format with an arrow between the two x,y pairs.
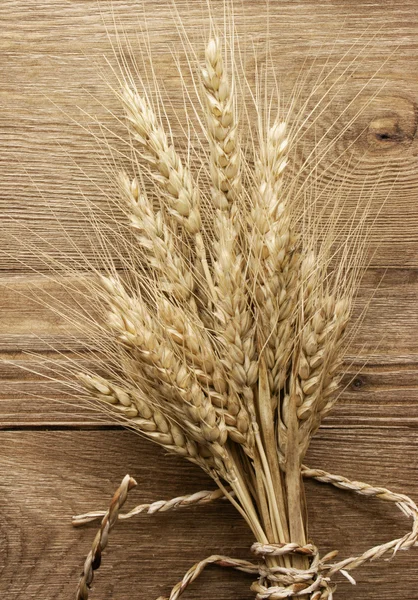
75,466 -> 418,599
251,542 -> 333,599
156,466 -> 418,600
73,487 -> 228,526
76,474 -> 137,600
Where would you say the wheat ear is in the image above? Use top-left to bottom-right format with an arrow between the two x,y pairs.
77,373 -> 209,466
202,36 -> 241,208
202,38 -> 255,450
119,172 -> 195,302
122,87 -> 201,234
122,86 -> 216,302
251,119 -> 298,406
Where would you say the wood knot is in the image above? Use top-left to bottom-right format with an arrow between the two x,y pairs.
347,94 -> 417,157
367,113 -> 412,151
352,377 -> 364,389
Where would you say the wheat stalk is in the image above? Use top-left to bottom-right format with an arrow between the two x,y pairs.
201,37 -> 256,456
47,21 -> 418,600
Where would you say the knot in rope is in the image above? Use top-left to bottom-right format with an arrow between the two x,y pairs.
250,542 -> 335,600
76,465 -> 418,600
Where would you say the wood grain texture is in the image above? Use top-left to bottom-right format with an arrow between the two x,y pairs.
1,0 -> 418,598
1,430 -> 418,599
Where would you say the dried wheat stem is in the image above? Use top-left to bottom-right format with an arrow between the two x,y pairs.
283,388 -> 308,575
244,117 -> 300,570
219,440 -> 271,542
76,475 -> 137,600
250,123 -> 300,571
279,255 -> 321,576
255,359 -> 291,566
277,251 -> 350,580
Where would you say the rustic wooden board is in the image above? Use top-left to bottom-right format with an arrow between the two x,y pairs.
1,0 -> 418,271
2,271 -> 418,428
1,0 -> 418,598
0,429 -> 417,599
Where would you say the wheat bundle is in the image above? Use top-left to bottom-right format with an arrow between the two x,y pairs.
19,18 -> 417,600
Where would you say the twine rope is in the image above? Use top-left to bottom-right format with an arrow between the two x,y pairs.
73,487 -> 229,526
75,466 -> 418,599
76,474 -> 137,600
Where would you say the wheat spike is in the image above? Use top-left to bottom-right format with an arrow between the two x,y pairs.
201,38 -> 256,446
122,87 -> 201,235
250,120 -> 299,411
77,373 -> 210,465
119,172 -> 195,302
202,37 -> 241,209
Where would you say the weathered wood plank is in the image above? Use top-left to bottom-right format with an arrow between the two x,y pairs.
0,270 -> 418,425
1,269 -> 418,354
2,1 -> 418,599
1,1 -> 418,271
0,429 -> 417,599
2,361 -> 418,427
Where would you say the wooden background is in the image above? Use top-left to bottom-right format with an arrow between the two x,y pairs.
1,0 -> 418,598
